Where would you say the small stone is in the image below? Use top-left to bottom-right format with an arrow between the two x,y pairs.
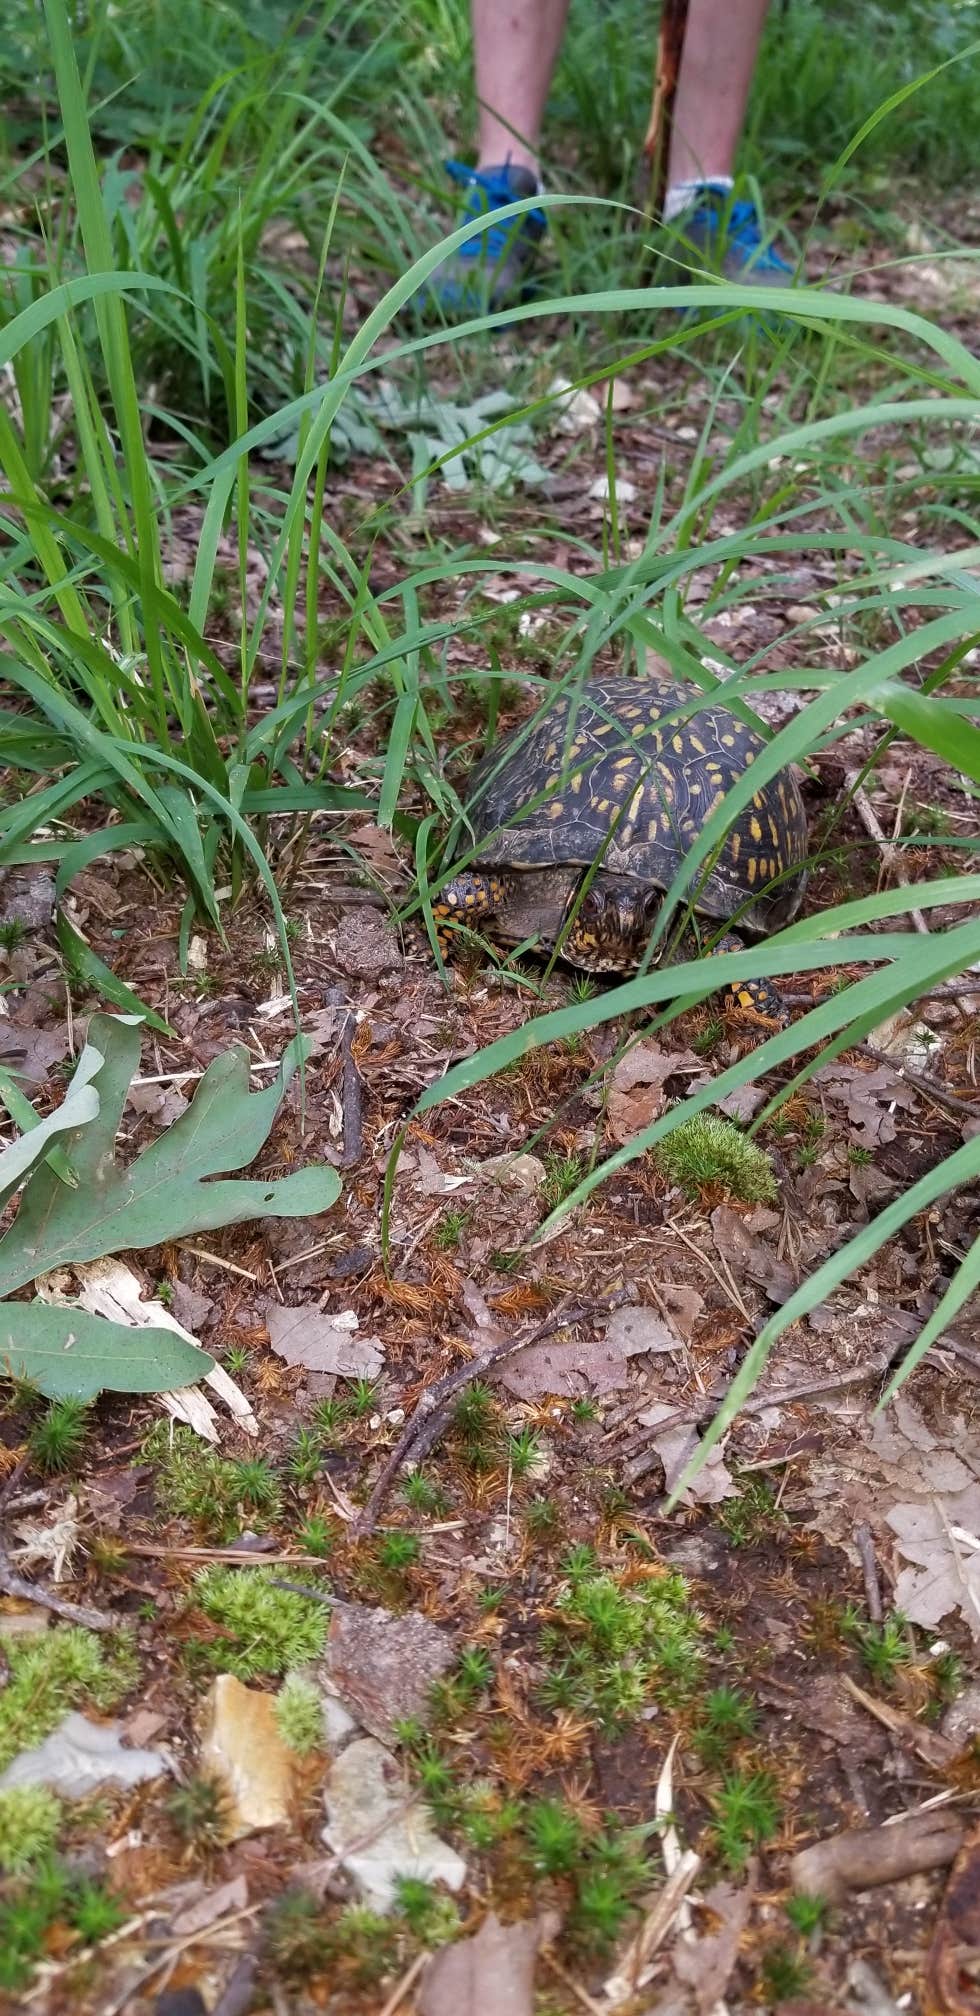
323,1736 -> 466,1910
941,1681 -> 980,1751
323,1602 -> 454,1743
0,1712 -> 167,1797
200,1675 -> 295,1840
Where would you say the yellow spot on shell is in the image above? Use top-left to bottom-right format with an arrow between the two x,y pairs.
672,734 -> 685,755
747,856 -> 757,884
752,792 -> 764,810
731,833 -> 741,862
750,815 -> 763,843
721,732 -> 736,748
768,815 -> 780,845
689,733 -> 706,754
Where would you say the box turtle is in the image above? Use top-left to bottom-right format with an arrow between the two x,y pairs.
433,675 -> 808,1022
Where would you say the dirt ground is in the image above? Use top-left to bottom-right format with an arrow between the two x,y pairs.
1,210 -> 979,2016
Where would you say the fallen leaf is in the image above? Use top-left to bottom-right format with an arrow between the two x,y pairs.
201,1675 -> 296,1840
711,1205 -> 796,1304
0,1712 -> 168,1796
548,375 -> 602,433
815,1059 -> 917,1147
715,1083 -> 768,1123
672,1872 -> 755,2014
323,1603 -> 455,1743
886,1489 -> 980,1640
848,1160 -> 898,1209
266,1304 -> 383,1378
658,1284 -> 705,1342
39,1257 -> 258,1439
323,1736 -> 466,1910
925,1819 -> 980,2016
0,1020 -> 70,1089
126,1081 -> 190,1128
607,1043 -> 703,1147
170,1874 -> 249,1937
497,1302 -> 658,1400
637,1404 -> 734,1504
419,1910 -> 559,2016
414,1147 -> 473,1198
589,473 -> 637,503
12,1493 -> 80,1579
603,1304 -> 681,1359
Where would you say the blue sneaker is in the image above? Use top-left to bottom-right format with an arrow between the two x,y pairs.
414,160 -> 547,317
673,183 -> 795,286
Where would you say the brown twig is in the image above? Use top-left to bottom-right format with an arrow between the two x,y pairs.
323,986 -> 364,1170
0,1546 -> 115,1631
353,1287 -> 637,1537
864,1044 -> 979,1122
643,0 -> 691,214
854,1521 -> 884,1624
845,770 -> 930,935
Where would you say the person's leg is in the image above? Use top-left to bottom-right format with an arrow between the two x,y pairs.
414,0 -> 568,314
661,0 -> 794,282
473,0 -> 571,177
667,0 -> 771,188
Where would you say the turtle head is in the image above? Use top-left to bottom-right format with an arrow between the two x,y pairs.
561,874 -> 660,972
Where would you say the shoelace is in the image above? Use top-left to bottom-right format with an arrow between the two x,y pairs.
445,158 -> 547,264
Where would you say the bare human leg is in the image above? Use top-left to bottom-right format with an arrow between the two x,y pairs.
667,0 -> 771,187
472,0 -> 571,177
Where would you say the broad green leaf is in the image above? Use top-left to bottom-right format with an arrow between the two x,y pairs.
0,1015 -> 341,1297
0,1047 -> 103,1212
0,1300 -> 210,1402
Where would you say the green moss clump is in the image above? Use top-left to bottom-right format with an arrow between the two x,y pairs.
0,1787 -> 62,1874
654,1111 -> 777,1204
190,1567 -> 328,1679
0,1628 -> 138,1774
274,1674 -> 325,1755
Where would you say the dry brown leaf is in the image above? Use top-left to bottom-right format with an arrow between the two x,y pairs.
671,1870 -> 755,2014
637,1404 -> 734,1504
815,1059 -> 917,1147
265,1304 -> 383,1378
607,1042 -> 704,1146
711,1204 -> 796,1304
497,1303 -> 670,1401
418,1908 -> 558,2016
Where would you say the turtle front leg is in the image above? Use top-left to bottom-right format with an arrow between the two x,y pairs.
431,870 -> 505,959
706,930 -> 788,1027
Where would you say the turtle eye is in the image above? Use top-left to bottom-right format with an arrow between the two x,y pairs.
578,885 -> 605,920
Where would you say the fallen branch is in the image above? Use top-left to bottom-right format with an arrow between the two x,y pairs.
791,1807 -> 965,1905
354,1287 -> 637,1536
0,1545 -> 114,1632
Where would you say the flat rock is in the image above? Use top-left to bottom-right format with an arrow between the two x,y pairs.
323,1736 -> 466,1910
330,910 -> 402,979
323,1602 -> 454,1743
200,1675 -> 295,1839
0,1711 -> 167,1796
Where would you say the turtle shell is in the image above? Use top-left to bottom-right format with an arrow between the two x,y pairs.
466,675 -> 808,934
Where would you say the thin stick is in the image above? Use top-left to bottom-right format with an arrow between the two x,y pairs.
378,1950 -> 428,2016
643,0 -> 691,214
854,1521 -> 883,1625
354,1287 -> 636,1537
0,1547 -> 115,1631
845,770 -> 930,935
